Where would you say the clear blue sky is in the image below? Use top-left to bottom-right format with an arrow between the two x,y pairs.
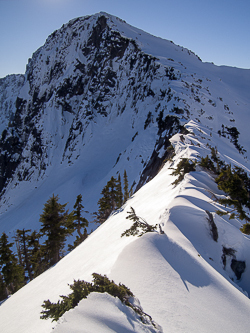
0,0 -> 249,78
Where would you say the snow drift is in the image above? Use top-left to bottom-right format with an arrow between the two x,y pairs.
0,12 -> 250,333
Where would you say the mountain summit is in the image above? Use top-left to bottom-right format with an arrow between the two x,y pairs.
0,12 -> 205,228
0,12 -> 250,332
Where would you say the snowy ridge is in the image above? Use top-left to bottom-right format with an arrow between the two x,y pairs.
0,12 -> 249,234
1,120 -> 250,332
0,12 -> 250,332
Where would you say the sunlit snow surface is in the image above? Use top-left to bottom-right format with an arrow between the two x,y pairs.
1,120 -> 250,332
0,12 -> 250,333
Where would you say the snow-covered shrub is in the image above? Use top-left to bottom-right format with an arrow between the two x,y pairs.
40,273 -> 133,322
240,223 -> 250,235
40,273 -> 161,330
171,158 -> 196,186
121,207 -> 157,237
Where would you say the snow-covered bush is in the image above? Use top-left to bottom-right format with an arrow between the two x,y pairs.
171,158 -> 196,186
121,207 -> 157,237
40,273 -> 133,322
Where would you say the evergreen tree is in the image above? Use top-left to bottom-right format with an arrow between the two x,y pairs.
14,229 -> 46,280
28,231 -> 46,278
14,229 -> 33,281
116,174 -> 123,209
215,165 -> 250,221
40,194 -> 71,266
108,176 -> 119,211
129,185 -> 134,198
0,232 -> 25,296
68,194 -> 89,250
95,184 -> 112,223
123,170 -> 129,204
95,176 -> 121,223
68,228 -> 88,252
240,223 -> 250,235
121,207 -> 157,237
0,271 -> 7,302
72,194 -> 89,240
14,231 -> 23,267
199,156 -> 216,173
171,158 -> 196,186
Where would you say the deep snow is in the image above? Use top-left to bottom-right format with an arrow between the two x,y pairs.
1,120 -> 250,332
0,12 -> 250,333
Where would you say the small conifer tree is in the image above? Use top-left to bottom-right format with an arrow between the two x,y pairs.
41,273 -> 133,322
40,194 -> 71,266
121,207 -> 157,237
95,184 -> 113,223
70,194 -> 89,244
0,232 -> 25,296
0,272 -> 7,301
199,156 -> 216,173
27,230 -> 46,277
108,176 -> 119,210
171,158 -> 196,186
14,229 -> 33,281
240,223 -> 250,235
123,170 -> 129,204
95,176 -> 123,223
116,174 -> 123,209
215,165 -> 250,221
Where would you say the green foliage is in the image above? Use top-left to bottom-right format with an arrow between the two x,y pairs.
225,126 -> 241,152
95,176 -> 119,223
163,144 -> 176,163
201,147 -> 250,225
95,173 -> 130,224
215,165 -> 250,221
199,156 -> 216,173
240,223 -> 250,235
40,194 -> 71,266
121,207 -> 157,237
219,125 -> 245,154
41,273 -> 134,322
0,272 -> 8,301
116,174 -> 123,209
0,232 -> 25,296
27,230 -> 47,278
68,229 -> 88,251
167,144 -> 175,153
91,273 -> 133,305
123,170 -> 129,204
210,147 -> 219,163
171,158 -> 196,186
14,229 -> 33,281
68,194 -> 89,249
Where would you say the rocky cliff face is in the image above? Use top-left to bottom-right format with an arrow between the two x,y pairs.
0,13 -> 187,196
0,12 -> 249,226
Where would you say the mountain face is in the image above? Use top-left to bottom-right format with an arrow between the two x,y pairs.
0,13 -> 192,218
0,12 -> 249,231
0,12 -> 250,333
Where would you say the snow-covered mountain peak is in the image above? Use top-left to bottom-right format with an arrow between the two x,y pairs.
0,12 -> 249,232
0,12 -> 250,332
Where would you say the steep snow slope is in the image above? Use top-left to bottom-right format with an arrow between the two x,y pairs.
0,12 -> 250,332
0,120 -> 250,333
0,12 -> 249,238
0,74 -> 25,134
